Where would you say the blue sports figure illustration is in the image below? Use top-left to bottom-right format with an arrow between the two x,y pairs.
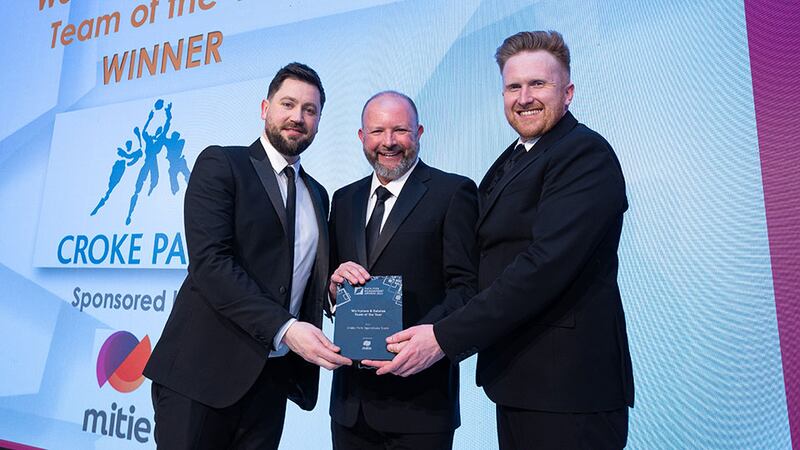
126,99 -> 172,225
91,98 -> 191,225
90,129 -> 144,216
164,131 -> 191,194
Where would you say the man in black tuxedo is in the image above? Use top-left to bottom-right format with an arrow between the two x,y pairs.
327,91 -> 478,449
144,62 -> 351,450
370,32 -> 635,449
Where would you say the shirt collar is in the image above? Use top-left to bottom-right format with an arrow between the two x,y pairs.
260,133 -> 301,175
516,136 -> 541,152
369,158 -> 419,199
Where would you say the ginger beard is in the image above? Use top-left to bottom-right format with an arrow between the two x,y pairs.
502,50 -> 574,139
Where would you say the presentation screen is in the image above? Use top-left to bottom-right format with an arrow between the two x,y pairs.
0,0 -> 797,448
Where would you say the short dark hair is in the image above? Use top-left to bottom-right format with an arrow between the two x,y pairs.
267,62 -> 326,110
495,31 -> 570,76
361,91 -> 419,126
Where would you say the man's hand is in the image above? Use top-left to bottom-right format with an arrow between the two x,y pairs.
329,261 -> 371,300
360,325 -> 445,377
283,321 -> 352,370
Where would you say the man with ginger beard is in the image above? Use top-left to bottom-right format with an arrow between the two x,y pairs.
144,62 -> 351,450
327,91 -> 478,449
368,32 -> 635,449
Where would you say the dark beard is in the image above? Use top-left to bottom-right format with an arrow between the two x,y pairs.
265,124 -> 313,158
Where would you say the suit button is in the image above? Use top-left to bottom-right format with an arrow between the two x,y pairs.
279,286 -> 287,294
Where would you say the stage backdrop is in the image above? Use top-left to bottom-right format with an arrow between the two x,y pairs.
1,0 -> 798,448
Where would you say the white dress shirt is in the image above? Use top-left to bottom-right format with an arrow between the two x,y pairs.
259,134 -> 319,357
516,136 -> 541,152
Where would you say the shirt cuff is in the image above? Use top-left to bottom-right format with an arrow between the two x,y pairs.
273,318 -> 297,352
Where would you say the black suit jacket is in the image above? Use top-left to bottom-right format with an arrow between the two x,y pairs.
329,161 -> 478,433
435,112 -> 635,413
144,139 -> 330,410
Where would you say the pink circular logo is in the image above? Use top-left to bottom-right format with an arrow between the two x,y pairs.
96,331 -> 151,393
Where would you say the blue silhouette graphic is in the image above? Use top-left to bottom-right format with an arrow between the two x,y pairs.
90,99 -> 191,225
90,130 -> 143,216
164,131 -> 190,195
126,100 -> 172,225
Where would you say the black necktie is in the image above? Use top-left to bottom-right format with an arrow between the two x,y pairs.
365,186 -> 393,261
283,166 -> 296,261
485,143 -> 526,196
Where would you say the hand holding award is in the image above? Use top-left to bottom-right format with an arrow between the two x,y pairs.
330,263 -> 402,361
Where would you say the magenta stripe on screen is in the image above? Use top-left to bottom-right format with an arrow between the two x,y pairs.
0,439 -> 45,450
745,0 -> 800,446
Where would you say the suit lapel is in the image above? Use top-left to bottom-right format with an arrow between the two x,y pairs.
477,148 -> 544,227
300,168 -> 331,317
248,139 -> 289,238
477,112 -> 579,228
367,161 -> 430,270
478,141 -> 517,193
477,141 -> 517,220
352,178 -> 371,267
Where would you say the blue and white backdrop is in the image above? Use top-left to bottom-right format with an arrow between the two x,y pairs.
0,1 -> 795,448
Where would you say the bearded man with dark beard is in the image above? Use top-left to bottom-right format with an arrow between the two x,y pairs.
145,62 -> 350,450
325,91 -> 479,450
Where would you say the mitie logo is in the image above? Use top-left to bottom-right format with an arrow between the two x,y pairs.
97,330 -> 151,392
83,331 -> 154,443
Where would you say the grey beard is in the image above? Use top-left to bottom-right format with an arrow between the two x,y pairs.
371,154 -> 417,182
